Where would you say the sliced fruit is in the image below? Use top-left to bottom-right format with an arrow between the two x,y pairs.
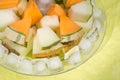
17,0 -> 28,15
33,28 -> 83,58
3,27 -> 35,56
61,30 -> 82,43
63,33 -> 83,52
4,26 -> 26,45
47,4 -> 66,17
68,1 -> 92,22
10,18 -> 32,36
40,15 -> 60,31
33,35 -> 63,58
65,0 -> 84,8
0,0 -> 20,9
2,33 -> 33,56
22,0 -> 43,25
60,15 -> 81,36
37,27 -> 60,49
0,9 -> 19,31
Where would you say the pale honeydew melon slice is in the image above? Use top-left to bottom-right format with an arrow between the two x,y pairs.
0,9 -> 19,30
2,39 -> 32,56
4,27 -> 26,45
40,15 -> 60,31
68,1 -> 92,22
33,35 -> 63,58
37,27 -> 60,49
61,30 -> 82,43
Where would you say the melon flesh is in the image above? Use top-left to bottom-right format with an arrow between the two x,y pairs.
68,1 -> 92,22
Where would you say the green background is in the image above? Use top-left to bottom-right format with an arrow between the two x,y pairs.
0,0 -> 120,80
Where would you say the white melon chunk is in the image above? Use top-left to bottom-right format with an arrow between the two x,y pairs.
0,9 -> 19,30
68,1 -> 92,22
3,39 -> 32,56
47,56 -> 63,71
4,27 -> 25,45
37,27 -> 60,49
40,15 -> 60,30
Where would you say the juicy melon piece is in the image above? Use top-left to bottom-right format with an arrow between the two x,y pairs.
0,9 -> 19,30
22,0 -> 43,25
47,4 -> 66,17
65,0 -> 84,7
10,18 -> 32,36
60,16 -> 81,36
68,1 -> 92,22
40,15 -> 60,31
33,35 -> 63,58
37,27 -> 60,49
4,27 -> 26,45
0,0 -> 20,9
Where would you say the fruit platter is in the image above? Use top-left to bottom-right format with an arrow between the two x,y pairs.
0,0 -> 106,76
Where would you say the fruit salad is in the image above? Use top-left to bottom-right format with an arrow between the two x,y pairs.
0,0 -> 105,75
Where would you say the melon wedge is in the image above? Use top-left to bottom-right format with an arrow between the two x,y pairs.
0,0 -> 20,9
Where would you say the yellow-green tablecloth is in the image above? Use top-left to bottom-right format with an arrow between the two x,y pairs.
0,0 -> 120,80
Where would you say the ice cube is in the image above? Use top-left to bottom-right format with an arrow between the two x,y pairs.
6,53 -> 18,66
18,58 -> 33,74
47,56 -> 63,71
68,52 -> 81,65
79,38 -> 92,53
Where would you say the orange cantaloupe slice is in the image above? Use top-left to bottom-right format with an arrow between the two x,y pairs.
10,18 -> 32,36
66,0 -> 84,7
22,0 -> 43,25
0,0 -> 20,9
60,16 -> 81,36
47,4 -> 66,17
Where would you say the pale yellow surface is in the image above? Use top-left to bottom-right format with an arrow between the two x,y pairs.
0,0 -> 120,80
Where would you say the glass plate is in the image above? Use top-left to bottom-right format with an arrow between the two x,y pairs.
0,0 -> 111,76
